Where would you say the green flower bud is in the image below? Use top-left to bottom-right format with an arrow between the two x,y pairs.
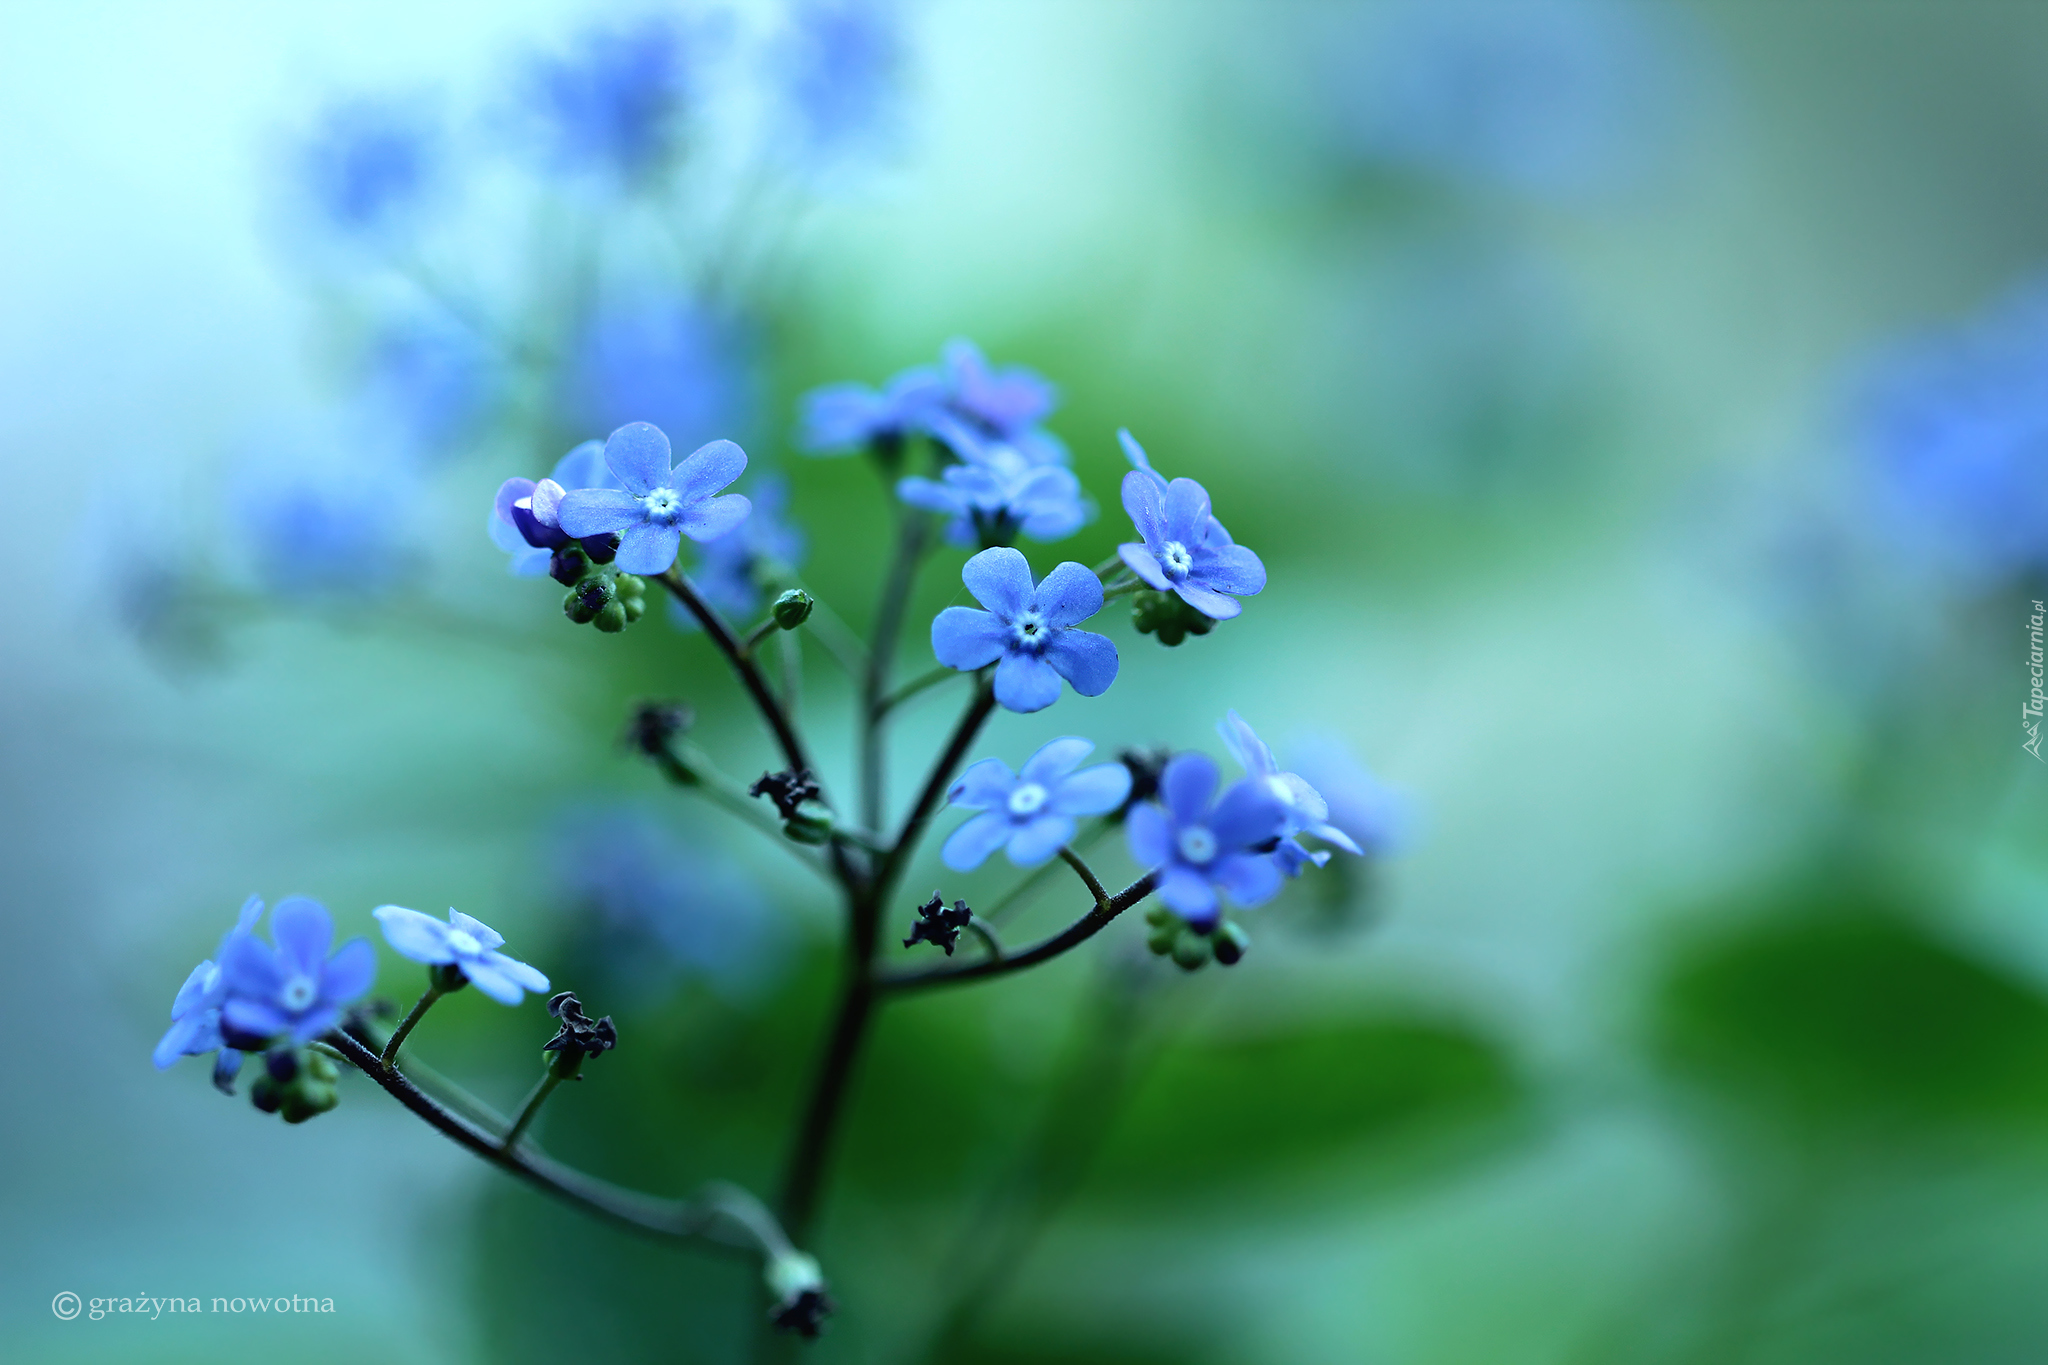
429,961 -> 470,993
783,799 -> 834,845
622,595 -> 646,622
1131,590 -> 1217,647
594,600 -> 630,633
565,575 -> 614,624
1170,931 -> 1211,971
1146,923 -> 1180,956
1212,920 -> 1250,967
771,589 -> 815,630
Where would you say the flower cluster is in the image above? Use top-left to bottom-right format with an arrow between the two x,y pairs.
800,338 -> 1062,457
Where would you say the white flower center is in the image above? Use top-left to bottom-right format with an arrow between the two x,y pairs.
1008,782 -> 1049,816
1177,825 -> 1218,864
641,486 -> 683,521
1160,540 -> 1193,579
445,929 -> 482,957
1010,609 -> 1051,653
280,973 -> 318,1012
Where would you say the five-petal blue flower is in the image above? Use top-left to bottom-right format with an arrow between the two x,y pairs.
152,895 -> 265,1072
558,422 -> 752,576
218,897 -> 377,1047
931,548 -> 1118,712
942,737 -> 1133,871
898,435 -> 1091,548
1118,463 -> 1267,621
1218,710 -> 1365,877
1125,753 -> 1288,927
373,905 -> 551,1005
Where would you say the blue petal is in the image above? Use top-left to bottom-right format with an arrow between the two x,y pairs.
1218,710 -> 1274,778
1121,470 -> 1166,545
1212,852 -> 1282,907
1005,813 -> 1075,867
898,475 -> 964,515
1162,478 -> 1213,546
942,809 -> 1014,871
1125,801 -> 1172,868
1210,778 -> 1288,851
1020,736 -> 1093,785
1159,753 -> 1219,828
671,438 -> 747,503
962,546 -> 1034,619
1119,428 -> 1167,487
1031,561 -> 1104,628
1174,582 -> 1243,621
485,951 -> 549,995
1043,628 -> 1118,698
319,938 -> 378,1007
271,897 -> 334,977
373,904 -> 454,964
447,909 -> 504,950
616,521 -> 684,574
219,927 -> 281,1000
931,607 -> 1008,671
1190,543 -> 1266,597
1157,865 -> 1219,927
1050,762 -> 1132,817
460,958 -> 526,1005
679,493 -> 751,543
495,477 -> 536,528
153,1014 -> 206,1069
559,487 -> 643,538
550,438 -> 611,489
993,652 -> 1062,712
169,959 -> 214,1020
222,996 -> 288,1041
947,757 -> 1016,810
605,421 -> 672,496
287,1003 -> 343,1046
1118,543 -> 1170,590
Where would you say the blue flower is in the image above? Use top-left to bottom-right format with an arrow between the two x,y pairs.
231,424 -> 417,596
941,737 -> 1132,870
298,97 -> 436,233
491,440 -> 625,576
523,17 -> 691,178
931,547 -> 1118,712
567,303 -> 755,448
218,897 -> 377,1047
1125,753 -> 1289,928
1288,736 -> 1412,858
939,339 -> 1056,441
1856,277 -> 2048,581
898,436 -> 1092,548
364,316 -> 493,454
372,906 -> 550,1005
1118,466 -> 1267,621
1218,710 -> 1365,877
777,0 -> 901,154
558,423 -> 752,576
152,895 -> 265,1072
799,367 -> 947,454
672,474 -> 806,625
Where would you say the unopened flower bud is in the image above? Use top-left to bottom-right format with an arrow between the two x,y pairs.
767,1253 -> 834,1339
1212,920 -> 1250,967
594,600 -> 630,633
565,576 -> 614,624
771,588 -> 814,630
1170,932 -> 1211,972
549,545 -> 592,585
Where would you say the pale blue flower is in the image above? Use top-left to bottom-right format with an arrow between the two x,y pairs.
942,737 -> 1133,870
1218,710 -> 1364,877
1118,470 -> 1266,620
930,548 -> 1118,713
490,440 -> 625,575
1125,753 -> 1288,928
558,422 -> 752,576
373,906 -> 550,1005
218,897 -> 377,1047
152,895 -> 264,1072
898,437 -> 1091,548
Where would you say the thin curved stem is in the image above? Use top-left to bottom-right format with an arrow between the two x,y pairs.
861,512 -> 933,832
879,871 -> 1160,993
380,986 -> 444,1069
502,1072 -> 563,1150
876,677 -> 998,911
981,821 -> 1113,928
325,1029 -> 801,1260
1057,846 -> 1110,908
656,568 -> 818,795
644,740 -> 834,885
877,665 -> 960,716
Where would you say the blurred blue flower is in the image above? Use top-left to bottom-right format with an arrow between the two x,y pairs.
1118,471 -> 1266,620
219,897 -> 377,1047
152,895 -> 264,1072
1325,0 -> 1689,199
797,338 -> 1056,454
558,422 -> 752,576
362,316 -> 493,455
898,435 -> 1092,548
941,737 -> 1132,871
553,806 -> 786,998
799,367 -> 946,454
522,16 -> 692,179
1217,710 -> 1363,878
230,424 -> 419,597
672,474 -> 806,626
373,906 -> 550,1005
931,547 -> 1118,713
1286,735 -> 1411,857
1125,753 -> 1288,928
776,0 -> 901,154
567,302 -> 756,450
491,440 -> 623,576
939,338 -> 1056,441
1854,277 -> 2048,581
298,96 -> 437,233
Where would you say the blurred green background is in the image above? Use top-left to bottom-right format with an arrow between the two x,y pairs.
6,1 -> 2048,1361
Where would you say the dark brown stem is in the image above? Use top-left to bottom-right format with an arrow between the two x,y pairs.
874,678 -> 997,910
656,568 -> 817,790
880,871 -> 1160,993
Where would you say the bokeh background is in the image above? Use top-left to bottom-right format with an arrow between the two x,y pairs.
7,1 -> 2048,1361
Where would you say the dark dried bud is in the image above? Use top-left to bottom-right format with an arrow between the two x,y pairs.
903,892 -> 975,955
1212,920 -> 1250,967
582,533 -> 618,565
1117,747 -> 1173,816
264,1047 -> 299,1083
771,1287 -> 836,1339
625,701 -> 694,757
543,991 -> 618,1062
750,768 -> 822,821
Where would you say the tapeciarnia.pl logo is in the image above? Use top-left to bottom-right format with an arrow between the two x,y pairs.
2026,599 -> 2044,761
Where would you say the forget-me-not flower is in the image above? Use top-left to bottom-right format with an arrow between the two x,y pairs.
1218,710 -> 1364,877
1126,753 -> 1289,928
931,547 -> 1118,713
939,339 -> 1056,441
492,440 -> 625,576
298,96 -> 436,234
942,737 -> 1133,870
799,366 -> 947,454
373,906 -> 550,1005
219,897 -> 377,1046
898,439 -> 1091,548
1119,429 -> 1230,542
568,303 -> 754,447
797,338 -> 1057,454
153,895 -> 265,1073
1119,469 -> 1267,621
777,0 -> 901,155
558,422 -> 752,576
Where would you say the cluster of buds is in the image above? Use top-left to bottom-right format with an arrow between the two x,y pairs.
561,560 -> 648,634
1143,907 -> 1249,972
249,1045 -> 341,1124
1130,589 -> 1216,647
